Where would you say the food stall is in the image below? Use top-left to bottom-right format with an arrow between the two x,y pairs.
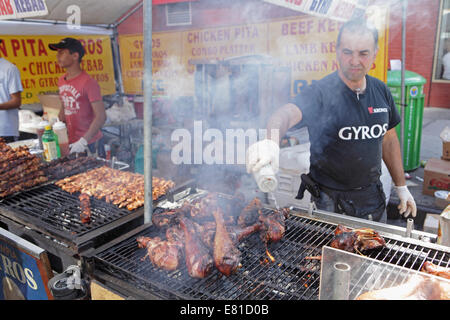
0,0 -> 448,303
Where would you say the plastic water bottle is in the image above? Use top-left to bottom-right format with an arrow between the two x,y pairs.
42,125 -> 60,161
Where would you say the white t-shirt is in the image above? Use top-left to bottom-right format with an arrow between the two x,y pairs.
442,52 -> 450,80
0,58 -> 23,137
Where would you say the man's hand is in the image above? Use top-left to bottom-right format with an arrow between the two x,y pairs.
394,185 -> 417,218
246,139 -> 280,174
70,137 -> 88,154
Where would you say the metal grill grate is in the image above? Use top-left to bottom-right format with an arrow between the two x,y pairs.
93,211 -> 450,300
0,184 -> 139,241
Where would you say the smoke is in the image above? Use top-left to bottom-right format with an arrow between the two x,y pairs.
151,0 -> 403,196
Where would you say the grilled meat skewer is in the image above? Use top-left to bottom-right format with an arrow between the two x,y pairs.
79,193 -> 91,224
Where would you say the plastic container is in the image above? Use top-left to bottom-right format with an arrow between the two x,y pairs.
268,143 -> 311,209
104,144 -> 111,160
42,125 -> 60,162
53,120 -> 69,157
253,164 -> 278,192
36,120 -> 49,150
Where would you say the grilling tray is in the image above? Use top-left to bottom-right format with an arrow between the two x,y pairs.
0,170 -> 193,272
90,189 -> 450,300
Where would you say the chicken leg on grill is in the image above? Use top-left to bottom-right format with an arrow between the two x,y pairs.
259,208 -> 290,243
237,198 -> 262,227
330,225 -> 386,254
213,209 -> 241,277
179,217 -> 214,278
136,236 -> 182,271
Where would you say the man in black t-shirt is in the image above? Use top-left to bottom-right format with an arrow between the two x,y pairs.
246,19 -> 416,223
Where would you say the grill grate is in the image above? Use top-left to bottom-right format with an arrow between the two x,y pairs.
0,184 -> 138,241
93,211 -> 450,300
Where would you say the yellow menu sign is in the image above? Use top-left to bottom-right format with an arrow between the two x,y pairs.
119,32 -> 184,96
119,5 -> 388,98
0,35 -> 116,104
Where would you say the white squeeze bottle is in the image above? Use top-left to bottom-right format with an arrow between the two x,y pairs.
53,119 -> 69,157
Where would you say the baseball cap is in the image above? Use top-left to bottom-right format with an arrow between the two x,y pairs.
48,37 -> 85,59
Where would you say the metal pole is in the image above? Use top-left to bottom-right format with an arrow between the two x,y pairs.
400,0 -> 407,160
111,26 -> 125,96
143,0 -> 153,224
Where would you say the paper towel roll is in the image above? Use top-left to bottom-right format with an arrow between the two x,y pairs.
253,164 -> 278,192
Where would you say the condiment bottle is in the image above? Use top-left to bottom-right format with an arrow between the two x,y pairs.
53,120 -> 69,157
42,125 -> 61,161
36,120 -> 49,150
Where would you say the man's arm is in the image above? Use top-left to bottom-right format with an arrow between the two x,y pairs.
0,92 -> 21,110
82,100 -> 106,142
383,127 -> 417,217
382,128 -> 406,186
267,103 -> 303,144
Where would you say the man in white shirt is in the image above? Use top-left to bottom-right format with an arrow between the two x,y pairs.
0,39 -> 23,143
442,38 -> 450,80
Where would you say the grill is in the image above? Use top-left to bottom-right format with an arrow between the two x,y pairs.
0,179 -> 192,261
91,207 -> 450,300
0,184 -> 144,252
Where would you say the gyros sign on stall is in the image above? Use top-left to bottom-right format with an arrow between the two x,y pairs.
0,228 -> 53,300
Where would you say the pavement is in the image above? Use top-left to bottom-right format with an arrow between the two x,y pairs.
387,107 -> 450,231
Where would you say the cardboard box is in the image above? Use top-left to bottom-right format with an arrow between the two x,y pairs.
38,94 -> 62,124
422,158 -> 450,196
423,213 -> 440,234
441,126 -> 450,160
443,141 -> 450,161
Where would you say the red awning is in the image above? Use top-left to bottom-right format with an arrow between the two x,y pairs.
153,0 -> 196,4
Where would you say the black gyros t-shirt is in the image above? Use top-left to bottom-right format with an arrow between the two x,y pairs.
293,71 -> 400,190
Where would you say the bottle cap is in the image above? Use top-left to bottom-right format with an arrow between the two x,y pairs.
45,125 -> 52,131
38,120 -> 49,129
52,120 -> 66,130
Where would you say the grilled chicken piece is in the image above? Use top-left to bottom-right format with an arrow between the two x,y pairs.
152,210 -> 180,228
228,222 -> 262,243
212,209 -> 241,277
179,217 -> 214,278
79,193 -> 91,224
152,201 -> 192,228
259,208 -> 290,243
356,276 -> 450,300
136,236 -> 182,271
189,193 -> 220,221
330,225 -> 386,253
191,221 -> 216,249
166,225 -> 185,243
237,197 -> 262,227
422,261 -> 450,280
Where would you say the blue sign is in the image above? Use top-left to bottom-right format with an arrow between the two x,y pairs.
0,228 -> 53,300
